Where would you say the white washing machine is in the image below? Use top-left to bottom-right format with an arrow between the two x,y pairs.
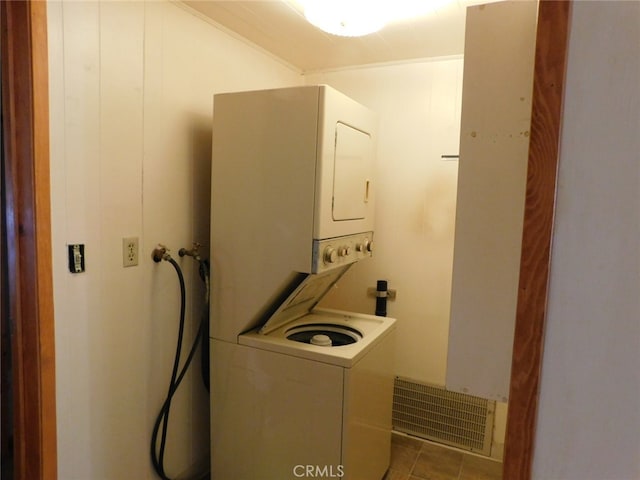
212,283 -> 396,480
210,85 -> 395,479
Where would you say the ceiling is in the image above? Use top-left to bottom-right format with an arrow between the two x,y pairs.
182,0 -> 493,72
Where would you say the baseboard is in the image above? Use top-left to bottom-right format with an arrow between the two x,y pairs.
490,441 -> 505,461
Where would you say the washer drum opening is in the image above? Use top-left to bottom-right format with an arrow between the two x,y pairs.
286,323 -> 362,346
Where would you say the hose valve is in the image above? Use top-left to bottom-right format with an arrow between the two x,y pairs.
179,242 -> 202,261
152,244 -> 171,263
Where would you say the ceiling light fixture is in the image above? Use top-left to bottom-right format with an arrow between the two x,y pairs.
302,1 -> 387,37
295,0 -> 451,37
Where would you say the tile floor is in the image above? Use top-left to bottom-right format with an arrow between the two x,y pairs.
384,433 -> 502,480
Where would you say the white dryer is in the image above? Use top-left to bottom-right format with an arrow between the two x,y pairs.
210,85 -> 395,480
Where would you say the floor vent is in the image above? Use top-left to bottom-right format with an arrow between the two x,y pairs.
392,377 -> 495,456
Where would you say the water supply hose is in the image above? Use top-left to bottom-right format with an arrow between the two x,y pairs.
178,244 -> 210,392
150,248 -> 210,480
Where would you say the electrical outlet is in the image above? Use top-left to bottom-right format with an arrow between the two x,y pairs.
122,237 -> 139,267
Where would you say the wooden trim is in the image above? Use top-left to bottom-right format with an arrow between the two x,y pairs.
31,2 -> 57,478
1,1 -> 57,479
503,1 -> 572,478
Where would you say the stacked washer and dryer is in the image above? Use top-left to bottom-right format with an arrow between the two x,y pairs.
210,85 -> 396,480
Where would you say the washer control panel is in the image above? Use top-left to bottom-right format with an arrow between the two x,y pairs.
312,231 -> 373,273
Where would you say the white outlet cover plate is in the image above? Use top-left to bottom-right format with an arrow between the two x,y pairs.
122,237 -> 139,267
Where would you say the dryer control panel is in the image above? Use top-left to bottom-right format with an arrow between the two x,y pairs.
312,232 -> 373,274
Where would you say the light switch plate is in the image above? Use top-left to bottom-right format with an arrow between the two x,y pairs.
68,244 -> 85,273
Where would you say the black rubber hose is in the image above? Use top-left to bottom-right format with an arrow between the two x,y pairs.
198,259 -> 210,392
151,257 -> 185,479
150,257 -> 188,480
150,256 -> 211,480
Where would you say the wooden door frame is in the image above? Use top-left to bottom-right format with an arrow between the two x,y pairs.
1,1 -> 57,479
0,1 -> 569,480
503,1 -> 572,478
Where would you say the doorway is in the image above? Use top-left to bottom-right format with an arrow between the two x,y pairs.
0,1 -> 570,480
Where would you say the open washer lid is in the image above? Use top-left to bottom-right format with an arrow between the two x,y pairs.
258,265 -> 351,335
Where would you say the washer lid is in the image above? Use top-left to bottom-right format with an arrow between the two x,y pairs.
258,265 -> 351,335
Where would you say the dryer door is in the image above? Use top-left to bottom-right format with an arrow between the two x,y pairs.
332,122 -> 372,221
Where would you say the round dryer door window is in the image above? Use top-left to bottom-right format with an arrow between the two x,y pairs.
286,323 -> 362,347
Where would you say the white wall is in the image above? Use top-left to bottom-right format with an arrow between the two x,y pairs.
307,59 -> 462,386
47,1 -> 302,478
533,1 -> 640,479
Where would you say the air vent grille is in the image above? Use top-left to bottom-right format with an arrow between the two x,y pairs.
392,377 -> 495,455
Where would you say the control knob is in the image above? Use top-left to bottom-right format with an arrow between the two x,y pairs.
323,247 -> 337,264
358,238 -> 372,253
